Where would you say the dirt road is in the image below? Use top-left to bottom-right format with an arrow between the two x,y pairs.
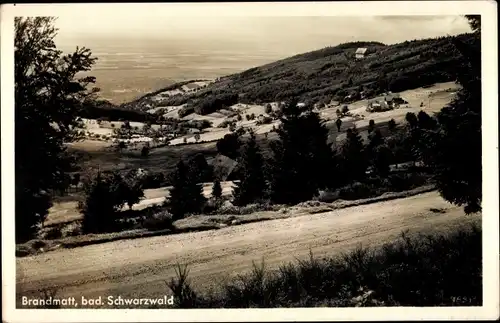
16,192 -> 480,307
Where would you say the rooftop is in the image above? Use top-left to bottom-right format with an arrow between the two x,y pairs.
355,48 -> 368,55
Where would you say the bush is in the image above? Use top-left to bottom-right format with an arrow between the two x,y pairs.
44,226 -> 63,240
315,190 -> 340,203
338,182 -> 378,200
139,171 -> 168,189
166,224 -> 482,308
142,211 -> 174,231
387,172 -> 430,192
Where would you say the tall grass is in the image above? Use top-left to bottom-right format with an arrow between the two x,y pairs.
167,224 -> 482,307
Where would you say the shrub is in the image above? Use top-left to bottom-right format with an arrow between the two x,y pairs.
387,172 -> 430,192
338,182 -> 378,200
167,264 -> 200,307
166,224 -> 482,308
44,226 -> 63,240
142,211 -> 174,231
315,189 -> 340,203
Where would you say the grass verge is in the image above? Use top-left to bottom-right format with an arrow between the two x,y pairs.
166,223 -> 482,308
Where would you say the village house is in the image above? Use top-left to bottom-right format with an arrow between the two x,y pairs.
385,93 -> 408,106
355,47 -> 368,59
187,128 -> 201,134
181,83 -> 202,93
366,100 -> 390,112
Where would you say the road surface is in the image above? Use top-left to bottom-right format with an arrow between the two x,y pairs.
16,192 -> 480,307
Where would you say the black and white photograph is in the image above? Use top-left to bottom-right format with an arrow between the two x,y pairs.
1,2 -> 498,321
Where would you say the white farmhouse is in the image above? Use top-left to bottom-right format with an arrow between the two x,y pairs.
355,48 -> 368,59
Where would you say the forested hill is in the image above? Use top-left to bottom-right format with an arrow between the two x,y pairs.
109,34 -> 475,118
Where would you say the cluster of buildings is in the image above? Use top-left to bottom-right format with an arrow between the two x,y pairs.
366,93 -> 408,112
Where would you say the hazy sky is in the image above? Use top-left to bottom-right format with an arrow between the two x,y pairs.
27,1 -> 471,54
7,3 -> 474,58
54,15 -> 471,46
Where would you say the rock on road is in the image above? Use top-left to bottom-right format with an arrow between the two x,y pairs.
16,192 -> 480,306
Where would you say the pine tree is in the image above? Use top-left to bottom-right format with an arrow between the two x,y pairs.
388,118 -> 397,132
405,112 -> 419,128
81,171 -> 129,233
335,118 -> 342,132
338,127 -> 367,182
268,100 -> 332,204
367,129 -> 384,153
188,153 -> 212,183
372,144 -> 393,176
368,119 -> 376,133
233,130 -> 266,206
169,160 -> 206,220
419,16 -> 482,213
417,110 -> 437,130
212,179 -> 222,200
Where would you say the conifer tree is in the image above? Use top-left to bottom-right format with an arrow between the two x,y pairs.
233,130 -> 266,206
388,118 -> 397,132
268,100 -> 332,204
338,127 -> 367,182
169,160 -> 206,219
188,153 -> 212,183
212,179 -> 222,200
335,118 -> 342,132
368,119 -> 376,133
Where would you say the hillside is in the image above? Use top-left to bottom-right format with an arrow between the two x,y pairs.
115,34 -> 473,118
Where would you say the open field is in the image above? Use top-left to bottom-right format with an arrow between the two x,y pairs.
45,181 -> 237,227
16,191 -> 480,308
77,82 -> 459,146
68,82 -> 459,176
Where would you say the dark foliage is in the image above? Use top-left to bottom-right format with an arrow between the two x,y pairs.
168,161 -> 207,220
212,179 -> 223,200
188,154 -> 214,183
146,34 -> 475,116
168,224 -> 481,307
233,131 -> 267,206
216,133 -> 241,160
268,100 -> 332,204
418,16 -> 482,214
15,17 -> 98,242
336,127 -> 368,184
80,171 -> 144,233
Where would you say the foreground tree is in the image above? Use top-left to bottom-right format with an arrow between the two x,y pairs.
388,118 -> 397,132
337,127 -> 368,182
368,119 -> 376,133
80,171 -> 141,233
212,179 -> 223,200
188,153 -> 213,183
15,17 -> 98,242
169,160 -> 206,220
233,130 -> 267,206
335,118 -> 342,132
268,100 -> 332,204
419,16 -> 482,213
